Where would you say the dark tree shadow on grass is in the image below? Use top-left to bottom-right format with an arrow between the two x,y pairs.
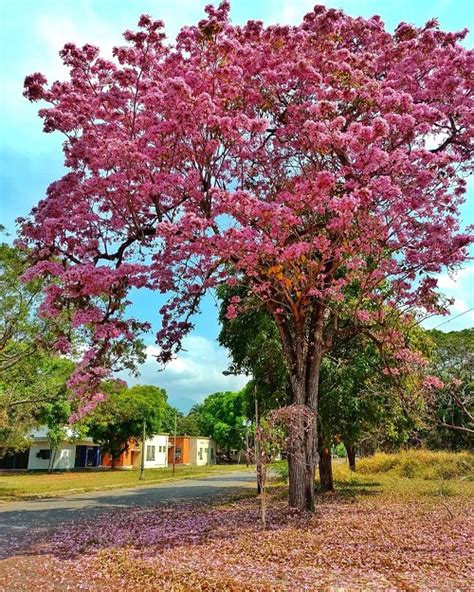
327,478 -> 382,500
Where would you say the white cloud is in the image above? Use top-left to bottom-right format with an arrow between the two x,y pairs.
422,264 -> 474,331
117,336 -> 248,412
266,0 -> 315,24
32,13 -> 122,80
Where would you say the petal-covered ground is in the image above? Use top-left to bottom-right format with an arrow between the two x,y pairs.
1,476 -> 473,592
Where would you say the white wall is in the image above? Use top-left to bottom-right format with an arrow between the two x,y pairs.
144,434 -> 169,468
189,438 -> 216,466
27,442 -> 75,470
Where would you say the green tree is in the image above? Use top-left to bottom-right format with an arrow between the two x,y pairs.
218,285 -> 427,488
160,401 -> 180,434
426,329 -> 474,449
34,357 -> 78,470
177,412 -> 201,436
159,403 -> 201,436
318,338 -> 426,472
193,390 -> 246,457
0,241 -> 79,449
218,285 -> 289,416
85,382 -> 167,468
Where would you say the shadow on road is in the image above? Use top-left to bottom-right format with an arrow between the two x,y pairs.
0,472 -> 256,560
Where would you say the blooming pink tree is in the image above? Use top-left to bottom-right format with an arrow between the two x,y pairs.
20,3 -> 472,509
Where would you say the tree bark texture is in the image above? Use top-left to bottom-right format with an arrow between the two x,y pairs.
318,434 -> 334,492
344,441 -> 357,471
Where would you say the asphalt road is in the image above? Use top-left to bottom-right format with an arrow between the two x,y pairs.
0,470 -> 255,559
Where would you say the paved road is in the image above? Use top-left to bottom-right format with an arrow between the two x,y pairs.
0,471 -> 255,559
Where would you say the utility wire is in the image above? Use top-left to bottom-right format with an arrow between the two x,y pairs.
431,307 -> 474,329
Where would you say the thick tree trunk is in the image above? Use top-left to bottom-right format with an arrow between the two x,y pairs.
287,373 -> 319,511
288,441 -> 307,509
318,435 -> 334,492
111,456 -> 117,470
274,305 -> 324,512
344,441 -> 356,471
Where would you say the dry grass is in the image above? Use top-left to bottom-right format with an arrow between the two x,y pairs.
356,449 -> 474,481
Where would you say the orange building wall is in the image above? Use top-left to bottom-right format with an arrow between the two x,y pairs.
167,436 -> 190,465
102,440 -> 140,467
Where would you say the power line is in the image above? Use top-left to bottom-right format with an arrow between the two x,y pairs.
431,307 -> 474,329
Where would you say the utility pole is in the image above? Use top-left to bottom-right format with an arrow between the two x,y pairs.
172,410 -> 177,477
245,422 -> 250,468
139,418 -> 146,480
255,394 -> 262,495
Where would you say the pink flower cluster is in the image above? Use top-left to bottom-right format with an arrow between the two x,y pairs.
18,2 -> 473,402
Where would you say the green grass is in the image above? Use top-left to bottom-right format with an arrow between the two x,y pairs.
0,464 -> 251,502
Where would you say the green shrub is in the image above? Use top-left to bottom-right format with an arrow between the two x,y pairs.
332,443 -> 346,458
358,450 -> 474,480
272,460 -> 288,482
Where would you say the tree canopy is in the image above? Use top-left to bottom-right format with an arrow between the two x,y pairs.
426,329 -> 474,448
20,3 -> 473,509
0,242 -> 77,449
192,390 -> 246,454
84,382 -> 168,466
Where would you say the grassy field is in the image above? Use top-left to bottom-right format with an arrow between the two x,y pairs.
330,453 -> 474,500
0,463 -> 251,502
2,451 -> 473,591
332,449 -> 473,499
356,449 -> 474,480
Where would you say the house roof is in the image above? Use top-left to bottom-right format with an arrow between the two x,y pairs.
27,427 -> 96,445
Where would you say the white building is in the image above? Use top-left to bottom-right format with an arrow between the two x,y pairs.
0,427 -> 100,470
143,434 -> 169,468
189,436 -> 216,466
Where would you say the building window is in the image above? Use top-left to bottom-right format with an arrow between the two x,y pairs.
146,445 -> 156,461
210,448 -> 214,459
36,449 -> 51,460
198,448 -> 203,460
204,447 -> 208,453
175,447 -> 182,460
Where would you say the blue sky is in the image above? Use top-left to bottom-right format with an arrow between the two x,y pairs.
1,1 -> 473,411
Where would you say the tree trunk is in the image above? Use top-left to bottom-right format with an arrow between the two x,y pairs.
111,455 -> 117,470
48,449 -> 56,473
287,383 -> 319,511
318,434 -> 334,492
344,441 -> 356,471
288,443 -> 306,509
274,306 -> 324,512
303,416 -> 317,511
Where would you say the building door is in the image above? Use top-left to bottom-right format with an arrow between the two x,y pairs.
85,446 -> 100,467
74,445 -> 87,468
